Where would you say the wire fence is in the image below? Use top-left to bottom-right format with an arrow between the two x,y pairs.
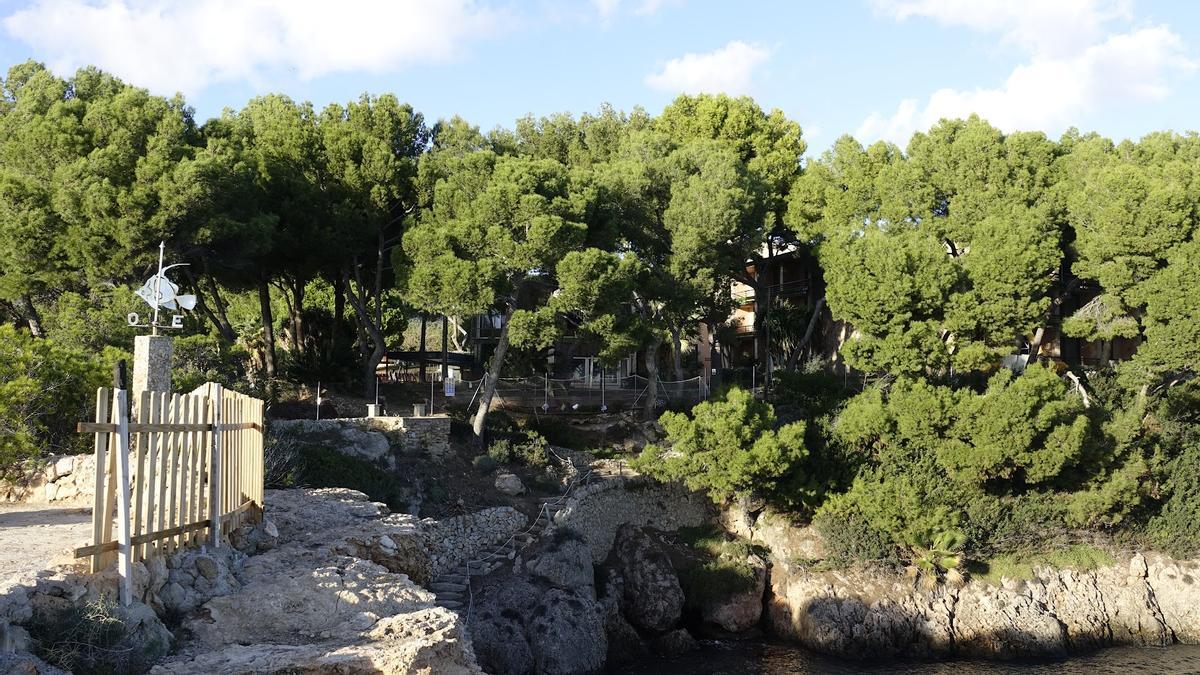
445,374 -> 710,415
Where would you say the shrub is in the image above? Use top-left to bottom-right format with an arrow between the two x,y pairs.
0,326 -> 111,467
485,433 -> 549,468
294,443 -> 409,511
974,544 -> 1115,586
633,387 -> 808,503
486,438 -> 514,463
676,526 -> 766,605
812,496 -> 896,567
172,333 -> 250,393
473,454 -> 499,475
29,599 -> 165,674
262,431 -> 304,488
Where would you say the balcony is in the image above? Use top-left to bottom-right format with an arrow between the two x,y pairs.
731,280 -> 810,306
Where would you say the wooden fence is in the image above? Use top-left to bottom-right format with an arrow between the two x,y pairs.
75,381 -> 264,605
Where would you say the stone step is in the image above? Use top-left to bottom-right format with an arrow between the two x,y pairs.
439,600 -> 463,609
430,582 -> 466,593
436,591 -> 463,600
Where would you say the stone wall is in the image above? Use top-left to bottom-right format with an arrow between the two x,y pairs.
271,415 -> 452,466
1,453 -> 96,506
553,477 -> 710,562
423,507 -> 527,576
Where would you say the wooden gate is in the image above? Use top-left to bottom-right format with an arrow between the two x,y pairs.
75,381 -> 264,605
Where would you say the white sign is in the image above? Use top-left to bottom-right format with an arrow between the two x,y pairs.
443,375 -> 456,397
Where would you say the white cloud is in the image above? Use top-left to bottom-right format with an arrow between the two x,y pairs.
859,1 -> 1195,145
645,41 -> 770,95
592,0 -> 682,20
2,0 -> 508,95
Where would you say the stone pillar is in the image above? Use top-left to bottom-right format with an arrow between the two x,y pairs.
133,335 -> 173,401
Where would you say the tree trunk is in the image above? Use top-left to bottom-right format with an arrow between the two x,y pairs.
419,314 -> 428,383
1023,326 -> 1045,369
787,297 -> 825,371
343,270 -> 388,400
291,278 -> 306,351
643,340 -> 660,419
441,315 -> 449,381
472,304 -> 516,440
333,273 -> 346,352
670,325 -> 684,381
257,278 -> 277,379
20,294 -> 44,338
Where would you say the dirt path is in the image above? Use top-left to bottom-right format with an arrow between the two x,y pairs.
0,504 -> 92,582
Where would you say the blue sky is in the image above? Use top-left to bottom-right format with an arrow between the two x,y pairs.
1,0 -> 1197,155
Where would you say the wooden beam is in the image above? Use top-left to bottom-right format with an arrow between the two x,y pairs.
77,421 -> 261,434
74,518 -> 215,558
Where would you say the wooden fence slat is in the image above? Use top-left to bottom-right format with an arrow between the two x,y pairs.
113,387 -> 133,605
100,387 -> 120,570
208,384 -> 222,548
133,391 -> 148,562
90,388 -> 111,573
177,395 -> 191,552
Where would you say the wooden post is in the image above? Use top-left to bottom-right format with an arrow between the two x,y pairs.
208,384 -> 223,548
90,388 -> 111,574
112,363 -> 133,607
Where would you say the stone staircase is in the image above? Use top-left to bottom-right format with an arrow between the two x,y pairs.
428,493 -> 572,610
426,450 -> 636,612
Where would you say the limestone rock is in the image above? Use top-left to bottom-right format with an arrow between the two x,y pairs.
470,574 -> 607,675
694,552 -> 767,633
527,530 -> 594,592
1146,555 -> 1200,643
230,518 -> 279,555
951,584 -> 1067,658
153,608 -> 480,674
494,472 -> 525,496
606,525 -> 684,634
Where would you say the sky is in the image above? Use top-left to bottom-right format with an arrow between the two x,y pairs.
0,0 -> 1197,155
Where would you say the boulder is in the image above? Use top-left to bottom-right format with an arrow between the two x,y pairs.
494,473 -> 525,496
650,628 -> 699,657
54,456 -> 75,479
606,525 -> 683,634
470,573 -> 607,675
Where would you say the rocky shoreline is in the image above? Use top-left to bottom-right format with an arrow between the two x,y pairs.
3,480 -> 1198,673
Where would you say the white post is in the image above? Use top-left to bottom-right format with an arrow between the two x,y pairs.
208,383 -> 223,548
113,387 -> 133,606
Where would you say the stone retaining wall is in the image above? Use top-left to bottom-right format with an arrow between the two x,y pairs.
423,507 -> 527,576
553,477 -> 710,561
1,453 -> 97,506
271,415 -> 452,466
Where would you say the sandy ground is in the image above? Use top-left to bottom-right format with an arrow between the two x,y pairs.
0,504 -> 92,582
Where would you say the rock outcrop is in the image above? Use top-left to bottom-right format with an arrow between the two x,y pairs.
692,551 -> 768,633
604,525 -> 684,634
766,553 -> 1200,659
156,488 -> 480,674
469,530 -> 607,675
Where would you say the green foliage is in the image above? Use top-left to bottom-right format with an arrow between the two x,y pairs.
0,325 -> 109,465
812,496 -> 897,567
633,387 -> 807,502
676,525 -> 767,606
1148,440 -> 1200,557
974,545 -> 1115,586
472,454 -> 499,475
485,432 -> 549,468
172,333 -> 250,393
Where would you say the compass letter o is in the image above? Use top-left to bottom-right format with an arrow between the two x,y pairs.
127,312 -> 140,326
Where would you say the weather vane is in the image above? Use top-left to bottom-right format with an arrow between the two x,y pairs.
127,241 -> 196,334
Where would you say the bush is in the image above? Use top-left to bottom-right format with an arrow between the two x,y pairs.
486,438 -> 514,463
633,387 -> 808,504
473,454 -> 499,475
0,326 -> 112,467
29,599 -> 165,674
676,526 -> 767,605
485,432 -> 550,468
294,443 -> 409,511
812,496 -> 896,567
262,431 -> 304,488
